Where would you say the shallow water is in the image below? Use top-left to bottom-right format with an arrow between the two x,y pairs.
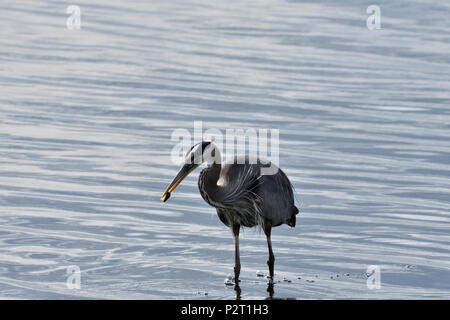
0,0 -> 449,299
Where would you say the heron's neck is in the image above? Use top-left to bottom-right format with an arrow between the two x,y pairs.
199,157 -> 224,206
199,143 -> 224,203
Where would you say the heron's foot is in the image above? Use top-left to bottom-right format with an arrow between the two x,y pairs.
234,283 -> 242,300
225,273 -> 240,286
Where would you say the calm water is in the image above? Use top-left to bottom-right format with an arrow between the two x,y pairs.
0,0 -> 449,299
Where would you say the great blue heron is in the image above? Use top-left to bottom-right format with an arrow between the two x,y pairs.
160,141 -> 299,286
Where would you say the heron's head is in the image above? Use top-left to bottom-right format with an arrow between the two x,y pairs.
160,141 -> 219,202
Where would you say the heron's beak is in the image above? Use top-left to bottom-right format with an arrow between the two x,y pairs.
160,164 -> 197,202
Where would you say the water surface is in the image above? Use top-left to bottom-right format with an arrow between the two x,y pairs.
0,0 -> 449,299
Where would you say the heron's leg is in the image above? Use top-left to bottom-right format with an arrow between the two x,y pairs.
264,225 -> 275,280
266,281 -> 274,299
232,223 -> 241,283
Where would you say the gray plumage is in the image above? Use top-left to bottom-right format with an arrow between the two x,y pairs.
161,141 -> 299,288
199,155 -> 298,229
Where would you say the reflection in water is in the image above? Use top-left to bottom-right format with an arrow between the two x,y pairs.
234,284 -> 241,300
266,282 -> 274,300
233,281 -> 295,300
265,282 -> 296,300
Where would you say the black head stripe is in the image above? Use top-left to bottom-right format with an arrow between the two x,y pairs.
201,141 -> 211,153
186,141 -> 212,163
187,141 -> 211,153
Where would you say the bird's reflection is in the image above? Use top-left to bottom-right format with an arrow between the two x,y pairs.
232,280 -> 273,300
234,284 -> 242,300
233,281 -> 274,300
232,280 -> 295,300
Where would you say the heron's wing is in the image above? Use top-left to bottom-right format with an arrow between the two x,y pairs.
219,156 -> 298,227
217,157 -> 267,222
220,164 -> 262,204
256,167 -> 298,226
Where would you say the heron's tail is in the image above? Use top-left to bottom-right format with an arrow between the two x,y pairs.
287,206 -> 299,227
